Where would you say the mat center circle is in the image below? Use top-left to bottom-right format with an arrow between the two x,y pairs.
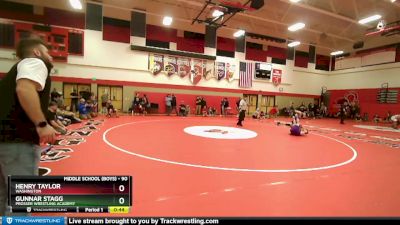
183,126 -> 258,139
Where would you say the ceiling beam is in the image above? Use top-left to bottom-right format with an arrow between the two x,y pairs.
240,13 -> 355,43
351,0 -> 359,19
279,0 -> 361,25
329,0 -> 337,13
280,4 -> 292,22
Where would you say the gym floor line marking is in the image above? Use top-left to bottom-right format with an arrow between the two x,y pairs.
103,120 -> 358,173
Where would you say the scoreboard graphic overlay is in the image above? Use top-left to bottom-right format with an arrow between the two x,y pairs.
8,176 -> 132,213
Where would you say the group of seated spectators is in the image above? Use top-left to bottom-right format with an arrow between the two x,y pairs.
281,102 -> 328,119
130,93 -> 150,115
47,89 -> 82,135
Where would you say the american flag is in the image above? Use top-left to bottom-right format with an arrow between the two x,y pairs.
239,62 -> 253,88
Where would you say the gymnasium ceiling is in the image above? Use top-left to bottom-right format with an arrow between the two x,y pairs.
6,0 -> 400,55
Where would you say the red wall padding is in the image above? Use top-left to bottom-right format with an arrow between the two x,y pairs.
146,24 -> 177,43
0,8 -> 85,29
176,37 -> 204,53
328,89 -> 400,117
396,47 -> 400,62
266,46 -> 286,59
245,48 -> 267,62
130,92 -> 239,114
103,24 -> 130,43
295,55 -> 309,68
0,9 -> 44,23
44,8 -> 85,29
217,37 -> 235,51
316,54 -> 330,66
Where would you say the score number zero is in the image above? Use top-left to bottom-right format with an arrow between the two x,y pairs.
116,180 -> 128,205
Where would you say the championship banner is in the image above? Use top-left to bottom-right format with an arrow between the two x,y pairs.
148,54 -> 164,75
177,57 -> 191,78
203,60 -> 215,80
272,69 -> 282,86
190,59 -> 203,85
225,63 -> 235,82
164,56 -> 178,76
216,62 -> 226,80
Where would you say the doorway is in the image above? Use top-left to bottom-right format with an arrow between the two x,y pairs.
260,95 -> 276,114
98,86 -> 123,112
63,83 -> 91,112
243,94 -> 258,115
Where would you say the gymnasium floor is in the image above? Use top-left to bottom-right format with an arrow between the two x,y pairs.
40,115 -> 400,217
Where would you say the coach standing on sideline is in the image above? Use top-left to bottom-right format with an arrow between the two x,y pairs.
0,38 -> 56,216
237,97 -> 248,127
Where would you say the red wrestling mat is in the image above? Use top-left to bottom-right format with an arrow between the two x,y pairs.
39,116 -> 400,217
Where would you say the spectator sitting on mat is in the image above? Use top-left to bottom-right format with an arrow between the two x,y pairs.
47,101 -> 68,135
373,114 -> 382,123
269,105 -> 278,118
355,113 -> 362,122
78,98 -> 91,120
252,108 -> 260,119
179,101 -> 188,117
208,106 -> 216,116
259,111 -> 266,120
107,100 -> 118,118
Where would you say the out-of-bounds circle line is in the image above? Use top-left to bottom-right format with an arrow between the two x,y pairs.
103,120 -> 358,173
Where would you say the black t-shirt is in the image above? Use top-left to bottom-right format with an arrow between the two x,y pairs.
107,104 -> 115,111
224,101 -> 229,108
46,110 -> 57,123
171,96 -> 177,106
0,60 -> 52,144
196,98 -> 202,105
80,91 -> 91,101
133,97 -> 141,105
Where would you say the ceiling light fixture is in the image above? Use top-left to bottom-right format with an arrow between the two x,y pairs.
290,0 -> 301,3
288,22 -> 305,32
163,16 -> 173,26
288,41 -> 300,47
330,50 -> 344,56
69,0 -> 82,10
233,30 -> 245,37
358,15 -> 382,24
212,10 -> 224,18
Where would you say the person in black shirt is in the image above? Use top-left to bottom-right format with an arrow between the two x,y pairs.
46,101 -> 67,135
0,38 -> 56,215
339,104 -> 346,124
132,93 -> 141,115
171,94 -> 178,116
195,96 -> 202,115
106,100 -> 118,118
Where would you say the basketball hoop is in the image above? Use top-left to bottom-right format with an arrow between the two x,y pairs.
219,0 -> 256,11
